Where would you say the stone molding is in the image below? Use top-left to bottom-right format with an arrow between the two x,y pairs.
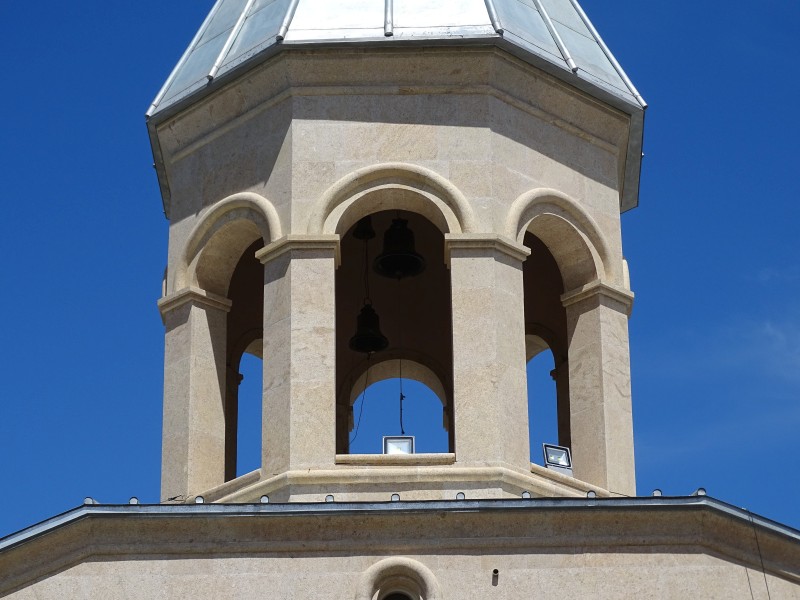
157,49 -> 625,166
3,500 -> 799,597
505,187 -> 614,282
310,162 -> 477,236
255,234 -> 341,267
356,556 -> 442,600
157,286 -> 232,319
561,279 -> 634,315
175,191 -> 283,291
335,453 -> 456,467
215,463 -> 600,504
444,233 -> 531,266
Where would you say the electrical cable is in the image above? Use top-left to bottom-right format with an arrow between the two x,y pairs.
396,276 -> 405,435
350,355 -> 371,446
746,508 -> 772,600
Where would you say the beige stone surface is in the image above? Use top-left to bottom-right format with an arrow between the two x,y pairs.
258,237 -> 339,476
562,283 -> 636,495
158,289 -> 231,500
152,43 -> 640,501
2,505 -> 798,598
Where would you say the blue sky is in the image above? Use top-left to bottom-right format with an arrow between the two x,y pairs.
1,0 -> 798,538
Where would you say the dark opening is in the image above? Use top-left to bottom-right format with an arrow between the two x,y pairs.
335,211 -> 454,454
224,240 -> 264,480
523,232 -> 571,462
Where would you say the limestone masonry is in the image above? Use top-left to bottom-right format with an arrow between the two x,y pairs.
1,1 -> 798,598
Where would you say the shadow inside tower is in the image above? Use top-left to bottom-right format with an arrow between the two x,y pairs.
336,211 -> 454,454
523,232 -> 571,461
224,239 -> 264,480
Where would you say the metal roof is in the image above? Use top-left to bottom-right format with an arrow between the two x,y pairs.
147,0 -> 646,119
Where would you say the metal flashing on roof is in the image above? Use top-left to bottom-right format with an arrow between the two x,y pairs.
147,0 -> 645,119
145,0 -> 647,215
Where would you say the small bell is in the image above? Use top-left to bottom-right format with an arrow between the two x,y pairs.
349,303 -> 389,354
374,218 -> 425,279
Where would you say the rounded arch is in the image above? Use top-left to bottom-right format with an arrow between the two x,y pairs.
347,358 -> 448,409
309,162 -> 477,236
506,189 -> 616,289
229,327 -> 263,364
355,557 -> 442,600
174,192 -> 283,295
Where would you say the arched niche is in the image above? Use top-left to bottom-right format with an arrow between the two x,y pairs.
166,192 -> 280,487
335,208 -> 454,454
507,188 -> 613,290
344,357 -> 451,454
355,557 -> 442,600
347,357 -> 448,411
223,239 -> 265,480
523,233 -> 571,451
308,162 -> 477,236
175,192 -> 282,295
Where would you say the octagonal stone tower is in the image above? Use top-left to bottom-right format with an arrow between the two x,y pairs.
148,0 -> 645,504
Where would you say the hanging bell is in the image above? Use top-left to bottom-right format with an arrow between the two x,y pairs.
374,218 -> 426,279
349,303 -> 389,354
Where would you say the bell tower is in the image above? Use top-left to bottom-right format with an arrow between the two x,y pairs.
148,0 -> 645,504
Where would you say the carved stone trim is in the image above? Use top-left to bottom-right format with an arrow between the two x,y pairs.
255,234 -> 341,267
444,233 -> 531,266
561,279 -> 634,315
157,286 -> 233,318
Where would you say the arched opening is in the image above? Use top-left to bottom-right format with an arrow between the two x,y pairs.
382,594 -> 415,600
349,370 -> 449,454
356,556 -> 442,600
523,233 -> 571,462
527,340 -> 558,466
223,239 -> 265,480
234,348 -> 262,477
336,210 -> 454,454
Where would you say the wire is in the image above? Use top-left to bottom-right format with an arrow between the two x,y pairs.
396,276 -> 406,435
363,235 -> 370,304
399,359 -> 405,435
746,509 -> 772,600
349,356 -> 371,446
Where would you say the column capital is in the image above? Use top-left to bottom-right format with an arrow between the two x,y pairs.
255,234 -> 341,267
444,233 -> 530,266
561,280 -> 634,315
157,286 -> 233,320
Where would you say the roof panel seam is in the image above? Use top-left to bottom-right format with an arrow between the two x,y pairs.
565,0 -> 645,107
531,0 -> 577,72
277,0 -> 301,41
147,0 -> 228,117
208,0 -> 258,81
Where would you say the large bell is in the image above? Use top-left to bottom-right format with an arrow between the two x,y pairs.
349,303 -> 389,354
374,218 -> 425,279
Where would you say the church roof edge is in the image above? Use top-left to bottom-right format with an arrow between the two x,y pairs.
2,495 -> 797,555
146,0 -> 646,120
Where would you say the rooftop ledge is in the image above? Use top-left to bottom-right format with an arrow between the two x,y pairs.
335,453 -> 456,466
3,496 -> 799,556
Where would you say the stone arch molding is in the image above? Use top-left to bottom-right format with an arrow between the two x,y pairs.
506,188 -> 617,288
173,192 -> 283,295
355,557 -> 442,600
309,162 -> 477,236
348,358 -> 447,409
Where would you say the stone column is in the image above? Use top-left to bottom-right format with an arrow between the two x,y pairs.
446,234 -> 531,469
256,235 -> 339,476
562,281 -> 636,496
158,287 -> 232,501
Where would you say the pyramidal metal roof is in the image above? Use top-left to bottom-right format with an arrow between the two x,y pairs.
147,0 -> 646,119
